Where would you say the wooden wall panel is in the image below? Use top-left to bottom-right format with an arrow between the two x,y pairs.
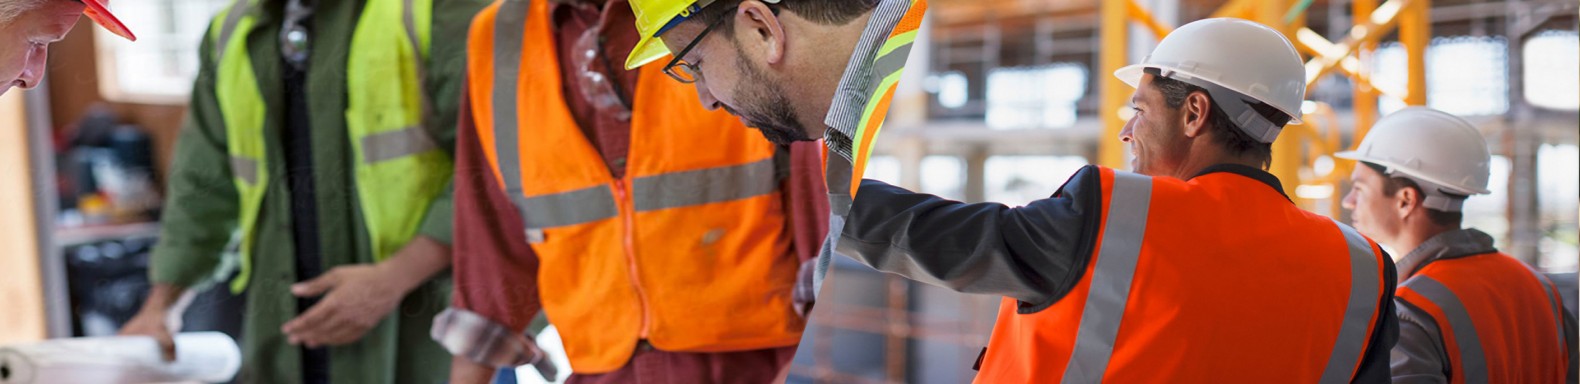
0,90 -> 47,344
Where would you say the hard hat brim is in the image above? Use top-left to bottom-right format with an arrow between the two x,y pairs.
1332,150 -> 1362,161
1331,151 -> 1493,195
1113,64 -> 1304,126
82,0 -> 136,42
626,35 -> 670,70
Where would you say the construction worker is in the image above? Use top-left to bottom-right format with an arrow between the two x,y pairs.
116,0 -> 487,382
832,18 -> 1400,382
0,0 -> 134,96
430,0 -> 829,382
623,0 -> 928,296
1337,107 -> 1577,383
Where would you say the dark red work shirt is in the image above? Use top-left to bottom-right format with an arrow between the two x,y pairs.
444,1 -> 828,380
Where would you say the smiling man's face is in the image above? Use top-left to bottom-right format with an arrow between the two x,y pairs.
0,0 -> 83,96
1118,74 -> 1192,177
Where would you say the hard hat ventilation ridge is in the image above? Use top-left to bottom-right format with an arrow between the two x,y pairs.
1156,68 -> 1290,143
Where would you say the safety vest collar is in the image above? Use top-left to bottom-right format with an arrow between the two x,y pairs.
1189,163 -> 1289,199
1399,228 -> 1499,280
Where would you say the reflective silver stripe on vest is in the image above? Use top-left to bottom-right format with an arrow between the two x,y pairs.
361,126 -> 438,163
490,0 -> 533,230
1526,266 -> 1569,351
1320,221 -> 1383,384
488,0 -> 615,233
631,159 -> 777,212
230,156 -> 259,185
401,0 -> 435,125
867,43 -> 912,95
1405,275 -> 1488,383
214,0 -> 254,60
520,185 -> 618,229
1061,171 -> 1152,383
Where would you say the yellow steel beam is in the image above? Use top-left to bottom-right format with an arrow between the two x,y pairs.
1352,0 -> 1380,151
1303,0 -> 1412,85
1126,0 -> 1173,40
1400,0 -> 1430,106
1211,0 -> 1255,20
1098,0 -> 1129,168
1293,27 -> 1408,102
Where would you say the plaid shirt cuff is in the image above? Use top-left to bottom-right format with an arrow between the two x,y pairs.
794,260 -> 818,317
430,307 -> 553,376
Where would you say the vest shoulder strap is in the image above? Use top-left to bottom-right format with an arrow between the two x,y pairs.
1402,274 -> 1489,383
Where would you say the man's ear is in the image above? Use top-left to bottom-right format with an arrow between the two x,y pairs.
1181,91 -> 1211,138
736,1 -> 786,65
1394,184 -> 1421,220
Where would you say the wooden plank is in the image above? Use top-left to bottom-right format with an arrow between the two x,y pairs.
0,90 -> 48,344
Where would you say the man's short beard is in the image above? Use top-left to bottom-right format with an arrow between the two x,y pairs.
728,44 -> 812,146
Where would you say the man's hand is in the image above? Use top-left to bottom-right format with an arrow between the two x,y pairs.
281,236 -> 451,348
280,263 -> 404,347
119,283 -> 188,361
449,356 -> 498,384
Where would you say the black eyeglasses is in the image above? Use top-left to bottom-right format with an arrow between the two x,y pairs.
662,6 -> 739,84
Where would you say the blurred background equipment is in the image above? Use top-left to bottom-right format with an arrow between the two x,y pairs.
789,0 -> 1578,382
0,0 -> 244,364
0,332 -> 240,384
56,105 -> 162,227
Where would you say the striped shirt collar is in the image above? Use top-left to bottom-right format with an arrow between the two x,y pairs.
822,0 -> 915,162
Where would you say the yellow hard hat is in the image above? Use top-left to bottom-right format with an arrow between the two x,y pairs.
624,0 -> 712,69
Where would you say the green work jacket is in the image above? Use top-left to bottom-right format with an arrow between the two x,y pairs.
150,0 -> 487,382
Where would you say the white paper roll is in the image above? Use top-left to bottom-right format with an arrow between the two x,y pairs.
0,332 -> 240,384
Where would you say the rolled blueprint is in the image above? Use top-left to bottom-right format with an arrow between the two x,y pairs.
0,332 -> 239,384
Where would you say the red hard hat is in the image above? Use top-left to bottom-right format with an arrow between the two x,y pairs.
80,0 -> 136,41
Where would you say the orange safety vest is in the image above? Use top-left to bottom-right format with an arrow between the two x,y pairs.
844,0 -> 927,195
974,167 -> 1391,383
1397,252 -> 1570,383
466,0 -> 801,373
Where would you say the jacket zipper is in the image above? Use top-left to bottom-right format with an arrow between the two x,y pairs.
612,179 -> 651,338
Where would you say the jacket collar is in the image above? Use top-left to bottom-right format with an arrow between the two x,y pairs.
1397,228 -> 1498,279
1190,163 -> 1288,200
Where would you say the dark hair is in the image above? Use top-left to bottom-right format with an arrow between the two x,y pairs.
1361,162 -> 1465,227
688,0 -> 879,34
1144,68 -> 1290,169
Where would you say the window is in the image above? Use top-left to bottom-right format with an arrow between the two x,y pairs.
933,71 -> 970,109
984,155 -> 1086,206
95,0 -> 232,104
1537,144 -> 1578,271
861,155 -> 965,200
985,64 -> 1087,130
1373,36 -> 1510,116
1523,30 -> 1579,111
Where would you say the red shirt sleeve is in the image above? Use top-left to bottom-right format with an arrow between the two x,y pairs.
450,88 -> 542,332
785,140 -> 831,263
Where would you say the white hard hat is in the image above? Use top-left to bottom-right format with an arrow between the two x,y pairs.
1115,18 -> 1307,143
1335,107 -> 1492,212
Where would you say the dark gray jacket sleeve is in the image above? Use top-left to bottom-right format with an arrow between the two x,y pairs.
1353,253 -> 1401,384
1565,292 -> 1577,384
836,165 -> 1104,312
1390,299 -> 1448,383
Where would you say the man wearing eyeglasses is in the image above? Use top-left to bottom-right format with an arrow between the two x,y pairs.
624,0 -> 928,299
431,0 -> 830,382
117,0 -> 488,382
